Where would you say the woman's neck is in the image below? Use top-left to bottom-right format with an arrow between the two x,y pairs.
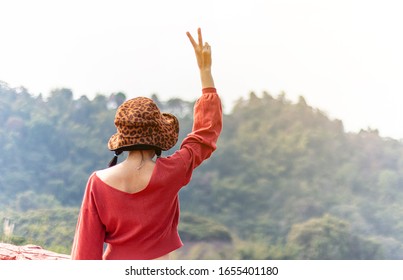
124,150 -> 155,170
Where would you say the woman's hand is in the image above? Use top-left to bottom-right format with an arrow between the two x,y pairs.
186,28 -> 212,71
186,28 -> 215,88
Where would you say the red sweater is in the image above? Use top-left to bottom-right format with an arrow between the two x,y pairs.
71,88 -> 222,260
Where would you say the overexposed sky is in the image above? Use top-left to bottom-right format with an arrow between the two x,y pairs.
1,0 -> 403,139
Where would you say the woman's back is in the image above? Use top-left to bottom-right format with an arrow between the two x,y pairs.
96,150 -> 156,194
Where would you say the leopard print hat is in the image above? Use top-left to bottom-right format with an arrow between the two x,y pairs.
108,97 -> 179,152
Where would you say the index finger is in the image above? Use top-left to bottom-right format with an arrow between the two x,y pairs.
186,31 -> 198,49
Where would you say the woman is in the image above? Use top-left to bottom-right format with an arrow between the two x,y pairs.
71,28 -> 222,260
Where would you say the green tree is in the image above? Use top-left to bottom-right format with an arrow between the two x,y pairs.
287,215 -> 382,259
14,191 -> 62,212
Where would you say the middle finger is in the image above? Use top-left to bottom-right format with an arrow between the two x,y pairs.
198,28 -> 203,47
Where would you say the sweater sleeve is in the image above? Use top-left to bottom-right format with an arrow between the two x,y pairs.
71,174 -> 105,260
176,87 -> 223,185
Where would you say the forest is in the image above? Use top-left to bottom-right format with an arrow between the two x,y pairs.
1,80 -> 403,259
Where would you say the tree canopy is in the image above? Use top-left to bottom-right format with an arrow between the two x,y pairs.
1,81 -> 403,259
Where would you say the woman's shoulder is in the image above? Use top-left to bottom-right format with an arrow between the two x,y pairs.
94,167 -> 113,180
95,163 -> 127,182
158,149 -> 188,167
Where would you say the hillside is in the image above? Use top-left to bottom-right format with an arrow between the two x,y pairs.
182,91 -> 403,259
1,82 -> 403,259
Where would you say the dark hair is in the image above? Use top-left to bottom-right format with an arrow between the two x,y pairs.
108,145 -> 162,167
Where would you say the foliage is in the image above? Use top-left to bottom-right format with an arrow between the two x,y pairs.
0,208 -> 79,254
179,213 -> 232,243
286,214 -> 382,259
2,81 -> 403,259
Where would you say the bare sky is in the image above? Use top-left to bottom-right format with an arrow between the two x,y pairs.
1,0 -> 402,139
